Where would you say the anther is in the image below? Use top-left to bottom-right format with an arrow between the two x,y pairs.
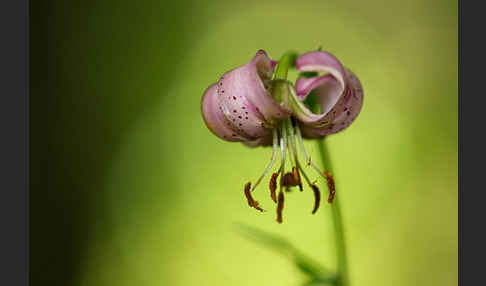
323,171 -> 336,203
276,190 -> 285,223
310,183 -> 321,214
269,172 -> 279,203
244,182 -> 264,212
292,166 -> 303,191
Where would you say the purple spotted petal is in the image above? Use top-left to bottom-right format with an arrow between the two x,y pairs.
217,50 -> 291,125
298,69 -> 363,137
292,51 -> 363,138
201,50 -> 288,146
201,84 -> 247,141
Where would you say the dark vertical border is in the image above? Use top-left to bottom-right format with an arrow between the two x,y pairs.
26,0 -> 30,283
0,0 -> 28,285
459,0 -> 485,285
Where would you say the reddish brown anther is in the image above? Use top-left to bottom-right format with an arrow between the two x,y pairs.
269,172 -> 279,203
323,170 -> 336,203
276,190 -> 285,223
310,184 -> 321,214
292,166 -> 303,191
244,182 -> 264,212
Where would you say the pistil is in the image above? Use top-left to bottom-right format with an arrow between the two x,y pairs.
286,119 -> 322,214
276,121 -> 288,223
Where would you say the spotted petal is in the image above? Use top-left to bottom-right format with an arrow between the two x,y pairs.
292,51 -> 363,138
201,84 -> 247,141
201,50 -> 290,146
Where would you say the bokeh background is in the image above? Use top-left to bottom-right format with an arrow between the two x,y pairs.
30,0 -> 457,285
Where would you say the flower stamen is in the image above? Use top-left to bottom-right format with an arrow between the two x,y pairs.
276,190 -> 285,223
292,166 -> 303,191
243,130 -> 279,213
286,119 -> 321,213
324,170 -> 336,203
250,129 -> 279,192
295,124 -> 324,175
279,123 -> 287,179
310,183 -> 321,214
295,124 -> 336,204
269,172 -> 279,203
296,162 -> 322,214
244,182 -> 264,212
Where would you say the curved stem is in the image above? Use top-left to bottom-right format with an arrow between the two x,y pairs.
317,138 -> 349,286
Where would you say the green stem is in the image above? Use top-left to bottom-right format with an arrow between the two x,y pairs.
317,139 -> 349,286
274,51 -> 298,80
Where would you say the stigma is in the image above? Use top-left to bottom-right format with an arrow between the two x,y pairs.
243,117 -> 335,223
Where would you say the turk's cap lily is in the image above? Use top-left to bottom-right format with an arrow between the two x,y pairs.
201,49 -> 363,223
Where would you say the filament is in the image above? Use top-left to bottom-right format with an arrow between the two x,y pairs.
285,119 -> 304,191
288,120 -> 321,213
286,133 -> 295,167
295,124 -> 328,180
286,120 -> 301,167
279,122 -> 287,180
251,129 -> 279,191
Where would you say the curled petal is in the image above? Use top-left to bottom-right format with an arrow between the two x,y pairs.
298,69 -> 363,138
202,50 -> 289,146
201,84 -> 247,141
290,75 -> 345,128
295,74 -> 336,101
292,51 -> 363,138
217,50 -> 291,125
296,51 -> 346,94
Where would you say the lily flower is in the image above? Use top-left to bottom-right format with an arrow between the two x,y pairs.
201,49 -> 363,223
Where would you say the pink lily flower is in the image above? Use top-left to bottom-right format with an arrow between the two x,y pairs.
201,49 -> 363,222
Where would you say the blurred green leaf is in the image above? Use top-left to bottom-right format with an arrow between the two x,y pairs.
294,257 -> 329,280
236,223 -> 335,281
302,276 -> 338,286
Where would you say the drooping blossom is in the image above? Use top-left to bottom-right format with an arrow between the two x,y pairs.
201,49 -> 363,223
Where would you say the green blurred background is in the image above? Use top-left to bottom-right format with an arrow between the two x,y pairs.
30,0 -> 457,285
